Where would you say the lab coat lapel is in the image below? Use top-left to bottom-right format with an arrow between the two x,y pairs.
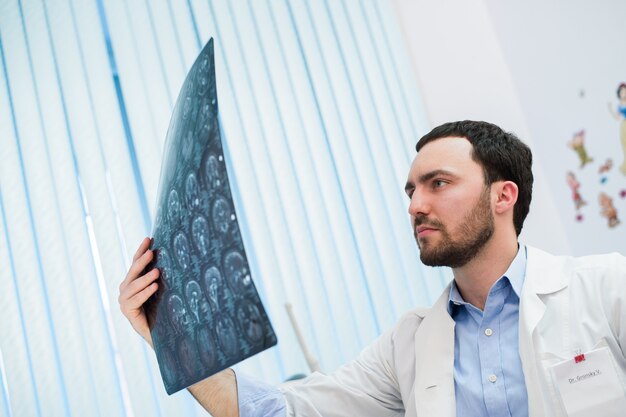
413,286 -> 455,417
519,288 -> 546,417
519,246 -> 569,417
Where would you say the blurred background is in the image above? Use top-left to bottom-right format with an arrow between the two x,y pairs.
0,0 -> 624,416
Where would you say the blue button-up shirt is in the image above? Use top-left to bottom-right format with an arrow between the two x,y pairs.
236,247 -> 529,417
448,246 -> 529,417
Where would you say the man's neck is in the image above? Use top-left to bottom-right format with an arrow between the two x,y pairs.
451,237 -> 519,311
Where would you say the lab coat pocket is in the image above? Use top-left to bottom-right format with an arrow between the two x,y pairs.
542,338 -> 626,417
540,352 -> 569,417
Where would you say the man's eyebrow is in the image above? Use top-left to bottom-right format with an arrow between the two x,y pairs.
418,169 -> 458,183
405,169 -> 458,192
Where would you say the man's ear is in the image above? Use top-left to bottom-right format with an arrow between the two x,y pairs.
493,181 -> 518,215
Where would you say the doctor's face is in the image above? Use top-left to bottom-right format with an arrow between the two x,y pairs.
405,137 -> 494,268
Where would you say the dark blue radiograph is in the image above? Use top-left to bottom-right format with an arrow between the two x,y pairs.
144,39 -> 277,395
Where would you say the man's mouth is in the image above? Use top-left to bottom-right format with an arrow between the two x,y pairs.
416,226 -> 438,238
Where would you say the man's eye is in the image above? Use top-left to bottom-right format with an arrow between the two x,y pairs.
433,180 -> 446,188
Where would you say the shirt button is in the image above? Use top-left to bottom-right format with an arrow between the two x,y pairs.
488,374 -> 497,383
484,328 -> 494,336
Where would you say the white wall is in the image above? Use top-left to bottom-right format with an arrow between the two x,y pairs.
390,0 -> 626,256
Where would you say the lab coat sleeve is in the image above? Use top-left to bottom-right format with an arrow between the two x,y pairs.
278,326 -> 404,417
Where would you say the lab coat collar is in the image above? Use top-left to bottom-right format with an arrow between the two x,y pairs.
524,246 -> 569,295
519,245 -> 569,343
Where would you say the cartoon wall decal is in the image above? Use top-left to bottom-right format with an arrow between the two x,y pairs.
566,171 -> 587,221
598,158 -> 613,184
598,158 -> 613,174
599,192 -> 620,228
568,130 -> 594,168
559,84 -> 626,237
607,83 -> 626,175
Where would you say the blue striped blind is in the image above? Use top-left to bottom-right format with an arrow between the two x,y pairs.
0,1 -> 450,416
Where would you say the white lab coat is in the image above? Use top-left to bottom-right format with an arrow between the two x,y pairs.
280,246 -> 626,416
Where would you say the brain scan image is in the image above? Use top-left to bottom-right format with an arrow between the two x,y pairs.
198,296 -> 212,324
167,293 -> 191,333
177,338 -> 198,379
196,326 -> 217,369
185,174 -> 200,210
191,215 -> 210,256
196,103 -> 213,138
212,197 -> 231,235
182,96 -> 192,120
216,315 -> 238,356
161,347 -> 179,387
203,266 -> 222,312
182,130 -> 194,160
168,189 -> 181,223
155,248 -> 172,285
196,57 -> 209,95
184,280 -> 202,323
173,232 -> 191,270
204,154 -> 221,189
154,211 -> 164,231
237,302 -> 264,344
147,39 -> 277,395
224,250 -> 250,294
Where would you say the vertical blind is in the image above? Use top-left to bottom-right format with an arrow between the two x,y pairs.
0,0 -> 450,416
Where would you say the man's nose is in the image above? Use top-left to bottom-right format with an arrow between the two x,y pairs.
408,190 -> 430,217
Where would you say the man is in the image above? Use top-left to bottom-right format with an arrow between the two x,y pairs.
119,120 -> 626,416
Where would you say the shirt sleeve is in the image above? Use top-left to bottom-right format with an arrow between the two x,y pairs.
235,371 -> 286,417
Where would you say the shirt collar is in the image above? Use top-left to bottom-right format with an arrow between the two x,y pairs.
447,244 -> 527,314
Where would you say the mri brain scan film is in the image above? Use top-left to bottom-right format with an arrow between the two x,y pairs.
144,39 -> 277,395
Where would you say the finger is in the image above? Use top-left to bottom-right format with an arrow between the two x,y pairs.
132,237 -> 152,262
119,271 -> 158,310
128,282 -> 159,311
124,268 -> 160,301
123,249 -> 154,287
119,267 -> 159,305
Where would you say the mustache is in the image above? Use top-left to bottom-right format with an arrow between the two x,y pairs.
414,215 -> 444,229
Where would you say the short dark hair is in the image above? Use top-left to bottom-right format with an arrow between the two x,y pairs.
617,83 -> 626,98
415,120 -> 533,236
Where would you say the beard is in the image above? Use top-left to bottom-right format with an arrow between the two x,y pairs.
415,188 -> 494,268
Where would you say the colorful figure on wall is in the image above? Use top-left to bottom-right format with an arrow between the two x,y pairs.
598,192 -> 620,228
566,172 -> 586,222
566,171 -> 587,215
607,83 -> 626,175
568,130 -> 593,168
598,158 -> 613,184
598,158 -> 613,174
